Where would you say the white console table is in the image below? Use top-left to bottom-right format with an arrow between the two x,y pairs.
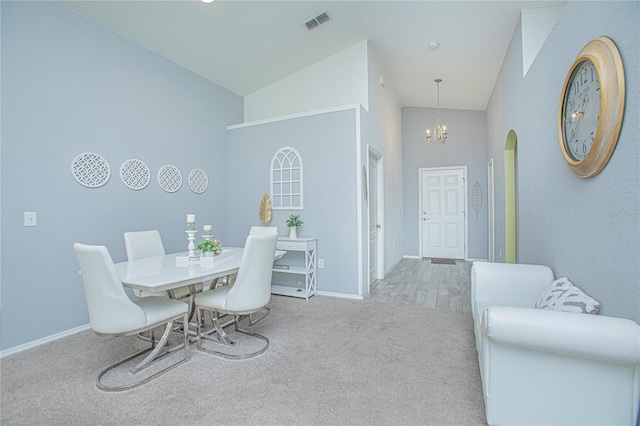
271,237 -> 317,300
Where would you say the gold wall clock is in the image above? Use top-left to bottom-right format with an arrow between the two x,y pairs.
558,36 -> 625,178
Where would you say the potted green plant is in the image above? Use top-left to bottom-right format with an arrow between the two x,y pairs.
285,214 -> 303,239
196,239 -> 221,257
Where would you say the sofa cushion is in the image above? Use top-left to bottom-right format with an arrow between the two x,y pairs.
535,277 -> 600,314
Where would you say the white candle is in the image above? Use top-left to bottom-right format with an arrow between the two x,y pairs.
187,214 -> 196,231
203,225 -> 212,235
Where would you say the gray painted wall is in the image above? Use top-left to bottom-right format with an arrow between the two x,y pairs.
402,107 -> 488,260
1,2 -> 243,350
365,45 -> 405,275
226,108 -> 360,296
486,0 -> 639,321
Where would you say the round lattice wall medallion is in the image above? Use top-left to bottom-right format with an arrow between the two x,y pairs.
188,168 -> 208,194
157,165 -> 182,193
71,152 -> 111,188
120,159 -> 151,190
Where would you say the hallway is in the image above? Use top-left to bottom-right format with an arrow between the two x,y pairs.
366,258 -> 472,313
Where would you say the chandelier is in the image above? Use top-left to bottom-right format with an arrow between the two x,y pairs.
426,78 -> 448,144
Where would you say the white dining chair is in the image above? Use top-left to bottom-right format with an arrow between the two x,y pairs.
124,230 -> 205,300
208,226 -> 277,291
74,243 -> 189,391
195,232 -> 278,359
249,225 -> 278,236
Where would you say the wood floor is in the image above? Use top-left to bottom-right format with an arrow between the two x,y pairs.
366,258 -> 472,313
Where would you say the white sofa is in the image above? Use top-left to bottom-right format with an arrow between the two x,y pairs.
471,261 -> 640,426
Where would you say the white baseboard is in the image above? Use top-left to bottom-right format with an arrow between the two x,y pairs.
317,290 -> 363,300
0,323 -> 91,359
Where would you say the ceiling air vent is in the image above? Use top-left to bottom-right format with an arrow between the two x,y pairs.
305,12 -> 331,30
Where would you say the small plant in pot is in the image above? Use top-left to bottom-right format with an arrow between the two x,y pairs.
196,239 -> 221,256
286,214 -> 303,239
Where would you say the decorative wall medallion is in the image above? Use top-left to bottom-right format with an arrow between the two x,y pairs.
362,166 -> 368,204
120,158 -> 150,190
188,168 -> 208,194
472,180 -> 483,221
157,165 -> 182,193
71,152 -> 111,188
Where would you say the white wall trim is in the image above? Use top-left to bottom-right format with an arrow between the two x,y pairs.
228,104 -> 362,131
0,323 -> 91,359
317,290 -> 364,300
355,106 -> 364,297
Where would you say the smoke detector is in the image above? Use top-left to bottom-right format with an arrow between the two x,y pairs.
428,42 -> 440,50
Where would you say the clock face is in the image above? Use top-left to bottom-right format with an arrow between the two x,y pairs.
562,60 -> 601,161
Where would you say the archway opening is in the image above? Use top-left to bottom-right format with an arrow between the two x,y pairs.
504,130 -> 518,263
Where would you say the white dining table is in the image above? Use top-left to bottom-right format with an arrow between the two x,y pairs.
115,247 -> 285,294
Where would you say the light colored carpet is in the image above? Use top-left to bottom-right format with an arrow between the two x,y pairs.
0,295 -> 486,425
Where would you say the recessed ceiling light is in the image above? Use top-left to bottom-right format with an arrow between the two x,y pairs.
428,42 -> 440,50
201,0 -> 214,3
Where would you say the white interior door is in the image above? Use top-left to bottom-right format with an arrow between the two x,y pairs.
487,159 -> 495,262
420,168 -> 466,259
368,156 -> 379,286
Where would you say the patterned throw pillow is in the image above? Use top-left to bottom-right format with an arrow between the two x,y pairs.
535,277 -> 600,314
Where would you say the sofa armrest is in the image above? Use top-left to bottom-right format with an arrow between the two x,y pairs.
471,261 -> 554,309
483,306 -> 640,364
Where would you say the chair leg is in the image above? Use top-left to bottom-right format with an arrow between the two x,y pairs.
196,309 -> 234,338
233,314 -> 270,359
96,312 -> 189,392
196,310 -> 269,360
136,330 -> 158,343
196,307 -> 232,351
131,320 -> 172,373
248,307 -> 271,326
197,309 -> 235,347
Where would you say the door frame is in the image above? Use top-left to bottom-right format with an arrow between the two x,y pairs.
504,130 -> 518,263
487,158 -> 495,262
367,147 -> 384,292
418,165 -> 468,260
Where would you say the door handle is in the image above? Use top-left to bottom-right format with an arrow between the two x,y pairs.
376,224 -> 381,229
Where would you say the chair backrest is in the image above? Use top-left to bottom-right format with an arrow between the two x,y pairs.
124,230 -> 166,260
249,226 -> 278,236
226,233 -> 278,312
74,243 -> 146,334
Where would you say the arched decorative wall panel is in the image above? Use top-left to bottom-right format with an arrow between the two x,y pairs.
270,146 -> 303,210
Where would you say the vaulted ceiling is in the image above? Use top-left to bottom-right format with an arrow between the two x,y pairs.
61,0 -> 565,111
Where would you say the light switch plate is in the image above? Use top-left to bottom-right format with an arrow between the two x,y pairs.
24,211 -> 37,227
